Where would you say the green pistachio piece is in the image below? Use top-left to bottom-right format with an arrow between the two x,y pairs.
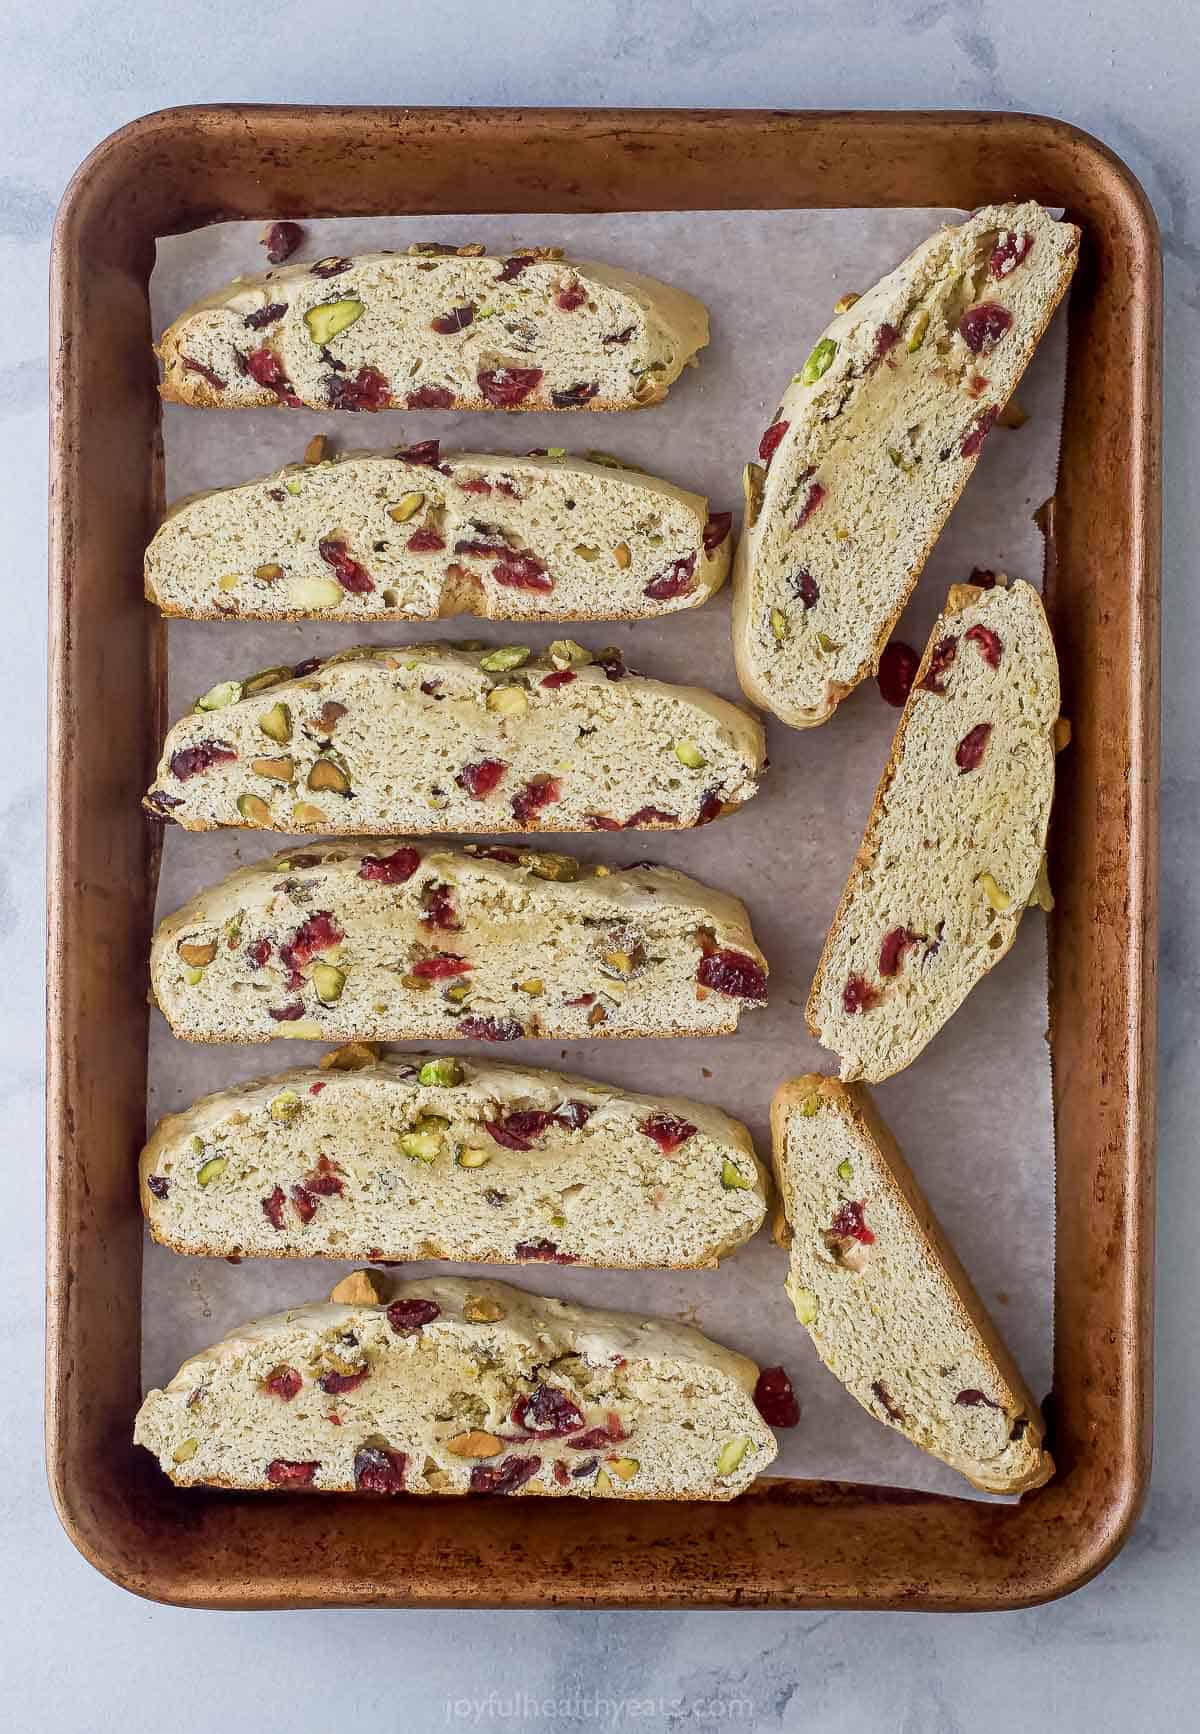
801,337 -> 837,384
312,962 -> 346,1005
721,1158 -> 752,1191
770,607 -> 788,643
906,309 -> 930,352
269,1090 -> 303,1123
399,1128 -> 442,1163
793,1287 -> 819,1325
285,478 -> 304,496
194,679 -> 242,713
479,645 -> 531,673
419,1057 -> 464,1087
304,298 -> 364,346
196,1155 -> 227,1187
674,738 -> 707,770
716,1437 -> 750,1477
457,1147 -> 491,1168
259,702 -> 293,744
837,1158 -> 854,1184
548,640 -> 592,667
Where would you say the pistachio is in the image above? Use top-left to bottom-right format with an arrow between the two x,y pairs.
833,291 -> 860,314
606,1456 -> 639,1482
328,1269 -> 388,1306
237,792 -> 272,825
463,1295 -> 504,1321
548,639 -> 591,666
194,679 -> 242,713
518,978 -> 544,996
573,544 -> 600,561
285,479 -> 303,497
978,871 -> 1013,914
479,645 -> 530,673
269,1090 -> 303,1123
172,1438 -> 199,1464
251,755 -> 296,783
742,461 -> 766,530
674,738 -> 707,770
457,1147 -> 492,1169
545,446 -> 566,458
792,1286 -> 819,1326
388,491 -> 425,523
815,632 -> 841,654
445,983 -> 471,1004
602,950 -> 635,978
801,337 -> 837,384
1028,858 -> 1055,912
419,1057 -> 464,1087
486,685 -> 528,719
308,757 -> 352,794
312,962 -> 346,1004
836,1158 -> 853,1184
906,309 -> 930,352
523,850 -> 580,882
218,573 -> 240,590
291,801 -> 327,825
399,1121 -> 444,1162
196,1155 -> 227,1187
190,1137 -> 205,1157
612,542 -> 632,569
304,298 -> 364,346
721,1158 -> 752,1192
290,1021 -> 324,1040
177,939 -> 217,968
288,574 -> 344,610
304,434 -> 328,466
594,1466 -> 613,1493
401,974 -> 432,992
445,1430 -> 504,1459
259,702 -> 293,744
770,607 -> 788,643
715,1437 -> 750,1477
320,1041 -> 379,1071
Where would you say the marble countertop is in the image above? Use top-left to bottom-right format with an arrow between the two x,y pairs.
8,1 -> 1196,1726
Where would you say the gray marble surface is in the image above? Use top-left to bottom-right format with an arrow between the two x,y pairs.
8,0 -> 1194,1725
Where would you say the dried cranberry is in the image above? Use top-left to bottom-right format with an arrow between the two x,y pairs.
460,1017 -> 524,1043
431,303 -> 475,334
478,366 -> 543,407
304,1155 -> 343,1196
564,993 -> 595,1006
457,759 -> 507,798
871,323 -> 900,365
968,567 -> 998,589
262,1186 -> 287,1230
753,1366 -> 801,1429
263,1366 -> 302,1401
794,481 -> 827,528
472,845 -> 521,863
551,381 -> 599,407
411,953 -> 471,979
552,1460 -> 570,1487
879,926 -> 920,977
293,656 -> 324,677
145,791 -> 183,816
961,406 -> 999,459
959,303 -> 1013,355
318,537 -> 374,594
921,635 -> 959,694
407,528 -> 447,553
955,1389 -> 1003,1410
512,776 -> 561,825
592,648 -> 627,681
558,1100 -> 593,1129
181,355 -> 226,390
623,805 -> 678,826
359,847 -> 420,884
458,476 -> 492,494
406,384 -> 455,410
290,1184 -> 317,1225
791,570 -> 820,610
243,345 -> 301,406
643,552 -> 697,601
309,1082 -> 327,1096
397,439 -> 443,468
387,1298 -> 440,1334
421,882 -> 460,930
965,623 -> 1003,668
554,278 -> 588,312
354,1446 -> 407,1492
877,640 -> 919,708
566,1428 -> 616,1451
696,949 -> 767,1000
830,1200 -> 875,1245
319,1368 -> 368,1395
484,1110 -> 569,1151
247,938 -> 273,968
758,419 -> 789,466
602,325 -> 636,345
286,912 -> 344,965
266,1458 -> 318,1486
541,669 -> 576,689
989,232 -> 1034,277
696,790 -> 723,826
311,256 -> 352,278
262,221 -> 303,264
244,301 -> 289,330
841,974 -> 881,1015
493,553 -> 553,592
327,365 -> 392,411
639,1113 -> 697,1155
703,512 -> 733,553
513,1385 -> 586,1435
268,1001 -> 306,1022
470,1455 -> 541,1494
872,1381 -> 904,1423
571,1455 -> 600,1478
514,1239 -> 576,1263
496,254 -> 538,281
146,1174 -> 169,1199
454,537 -> 508,558
585,813 -> 622,831
956,722 -> 993,772
170,740 -> 236,781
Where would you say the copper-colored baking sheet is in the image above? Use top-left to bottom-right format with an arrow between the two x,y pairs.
46,106 -> 1160,1611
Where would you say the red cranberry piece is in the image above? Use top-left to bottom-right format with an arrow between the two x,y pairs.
262,221 -> 303,263
552,1460 -> 570,1487
921,635 -> 959,694
558,1100 -> 592,1129
311,256 -> 352,278
523,1387 -> 586,1435
959,303 -> 1013,355
146,1174 -> 169,1199
602,325 -> 636,345
493,553 -> 554,592
965,623 -> 1003,668
268,1001 -> 306,1022
454,537 -> 508,558
790,570 -> 820,610
830,1200 -> 875,1245
566,1428 -> 615,1451
458,476 -> 493,494
318,1368 -> 368,1395
169,739 -> 237,781
266,1458 -> 318,1486
407,528 -> 447,553
243,345 -> 302,406
879,926 -> 920,977
564,993 -> 595,1007
406,384 -> 455,410
512,776 -> 561,826
841,974 -> 881,1015
877,640 -> 919,708
358,847 -> 420,884
469,1454 -> 542,1494
956,722 -> 993,772
431,303 -> 475,334
585,814 -> 622,831
540,669 -> 576,689
794,481 -> 827,528
703,512 -> 733,553
872,1381 -> 905,1423
247,938 -> 273,968
551,381 -> 599,407
181,355 -> 226,390
326,365 -> 392,411
457,758 -> 508,798
514,1238 -> 577,1263
955,1389 -> 1003,1409
483,1109 -> 572,1150
145,791 -> 183,817
318,537 -> 374,595
592,649 -> 627,681
309,1082 -> 327,1095
478,366 -> 543,407
961,406 -> 999,459
262,1186 -> 287,1230
758,419 -> 789,466
397,439 -> 443,467
496,254 -> 538,281
696,791 -> 723,826
696,948 -> 767,1001
968,567 -> 998,589
554,278 -> 588,312
410,953 -> 471,979
287,911 -> 344,964
753,1365 -> 801,1428
420,679 -> 445,700
460,1016 -> 524,1043
354,1446 -> 407,1492
263,1366 -> 302,1401
639,1112 -> 697,1155
643,552 -> 697,601
290,1184 -> 317,1225
871,323 -> 900,365
386,1298 -> 440,1334
293,656 -> 324,677
623,805 -> 678,826
989,232 -> 1034,277
244,302 -> 289,331
421,882 -> 460,930
304,1155 -> 343,1196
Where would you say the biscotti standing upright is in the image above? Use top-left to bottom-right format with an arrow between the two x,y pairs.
144,642 -> 766,835
771,1075 -> 1052,1495
808,579 -> 1059,1082
145,448 -> 732,621
140,1050 -> 768,1268
157,246 -> 708,412
732,203 -> 1079,727
150,840 -> 768,1045
133,1276 -> 779,1500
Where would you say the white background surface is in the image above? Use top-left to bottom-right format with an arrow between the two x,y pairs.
9,1 -> 1195,1727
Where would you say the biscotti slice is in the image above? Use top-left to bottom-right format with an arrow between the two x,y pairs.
145,447 -> 732,621
140,1049 -> 767,1268
144,641 -> 765,835
157,245 -> 707,412
732,202 -> 1079,727
772,1076 -> 1051,1494
150,839 -> 768,1044
134,1276 -> 779,1499
807,579 -> 1059,1081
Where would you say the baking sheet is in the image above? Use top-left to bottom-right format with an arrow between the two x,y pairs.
144,207 -> 1067,1501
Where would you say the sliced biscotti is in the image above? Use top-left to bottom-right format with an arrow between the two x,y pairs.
143,641 -> 765,836
150,839 -> 769,1044
157,245 -> 708,412
140,1049 -> 767,1268
133,1276 -> 779,1499
807,579 -> 1059,1082
144,447 -> 732,621
772,1076 -> 1051,1494
732,202 -> 1079,727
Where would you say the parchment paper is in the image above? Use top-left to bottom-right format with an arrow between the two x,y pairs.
144,208 -> 1067,1501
